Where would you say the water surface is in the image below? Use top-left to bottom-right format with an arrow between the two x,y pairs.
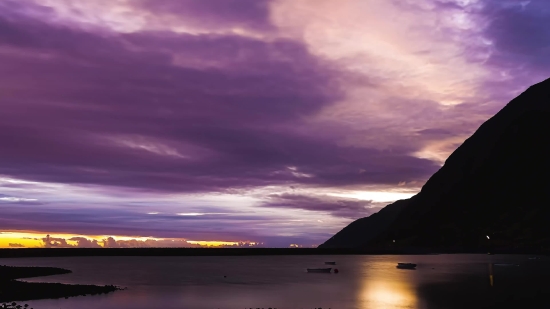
2,254 -> 548,309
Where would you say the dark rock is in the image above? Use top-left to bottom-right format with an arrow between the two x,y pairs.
0,280 -> 119,302
0,265 -> 120,302
0,265 -> 70,280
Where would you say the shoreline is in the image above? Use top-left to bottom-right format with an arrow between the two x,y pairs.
0,248 -> 547,258
0,265 -> 120,303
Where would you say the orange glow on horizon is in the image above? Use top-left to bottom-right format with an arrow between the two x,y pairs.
185,240 -> 260,247
0,231 -> 259,248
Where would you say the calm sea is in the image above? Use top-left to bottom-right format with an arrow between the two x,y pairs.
2,254 -> 548,309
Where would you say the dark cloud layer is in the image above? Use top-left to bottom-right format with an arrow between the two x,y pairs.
136,0 -> 274,31
0,204 -> 264,241
474,0 -> 550,97
482,0 -> 550,73
0,1 -> 438,195
264,194 -> 377,219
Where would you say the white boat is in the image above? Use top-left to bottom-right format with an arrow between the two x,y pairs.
528,257 -> 540,260
324,261 -> 336,265
396,263 -> 416,269
307,268 -> 332,273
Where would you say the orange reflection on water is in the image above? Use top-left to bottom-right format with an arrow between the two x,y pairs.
359,262 -> 418,309
488,263 -> 494,287
364,281 -> 417,308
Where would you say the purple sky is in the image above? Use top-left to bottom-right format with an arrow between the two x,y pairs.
0,0 -> 549,247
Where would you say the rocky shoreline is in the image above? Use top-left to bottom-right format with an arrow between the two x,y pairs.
0,265 -> 121,303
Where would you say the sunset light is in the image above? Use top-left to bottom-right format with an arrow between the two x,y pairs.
0,0 -> 544,248
0,0 -> 548,307
0,231 -> 258,248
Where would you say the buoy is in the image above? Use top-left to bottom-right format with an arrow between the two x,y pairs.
334,269 -> 339,273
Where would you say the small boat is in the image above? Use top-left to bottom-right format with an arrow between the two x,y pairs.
396,263 -> 416,269
528,257 -> 540,260
493,263 -> 519,267
324,261 -> 336,265
307,268 -> 332,273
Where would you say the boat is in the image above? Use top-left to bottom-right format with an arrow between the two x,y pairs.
324,261 -> 336,265
396,263 -> 417,269
306,268 -> 332,273
493,263 -> 519,267
528,257 -> 540,260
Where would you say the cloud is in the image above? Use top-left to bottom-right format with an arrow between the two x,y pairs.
69,237 -> 102,248
101,236 -> 198,248
134,0 -> 275,31
480,0 -> 550,83
263,193 -> 380,219
0,1 -> 439,195
0,194 -> 39,204
34,234 -> 262,249
40,234 -> 200,248
410,0 -> 550,113
0,202 -> 272,242
42,235 -> 70,248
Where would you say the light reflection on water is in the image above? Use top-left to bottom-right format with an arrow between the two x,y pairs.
362,280 -> 417,309
2,254 -> 548,309
358,260 -> 417,309
488,262 -> 494,287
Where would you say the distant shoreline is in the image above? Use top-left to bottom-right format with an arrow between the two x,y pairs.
0,248 -> 547,258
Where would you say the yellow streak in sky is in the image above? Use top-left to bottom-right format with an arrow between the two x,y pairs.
0,231 -> 253,248
185,240 -> 259,247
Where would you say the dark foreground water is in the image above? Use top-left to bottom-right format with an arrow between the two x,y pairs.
2,254 -> 549,309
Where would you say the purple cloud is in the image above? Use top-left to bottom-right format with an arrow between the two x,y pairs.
263,193 -> 378,219
135,0 -> 274,31
0,2 -> 438,195
68,237 -> 102,248
482,0 -> 550,73
42,235 -> 70,248
464,0 -> 550,99
0,200 -> 289,243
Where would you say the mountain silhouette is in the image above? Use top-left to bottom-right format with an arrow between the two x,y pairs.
320,77 -> 550,251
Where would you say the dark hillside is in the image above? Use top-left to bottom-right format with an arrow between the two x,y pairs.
321,77 -> 550,251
